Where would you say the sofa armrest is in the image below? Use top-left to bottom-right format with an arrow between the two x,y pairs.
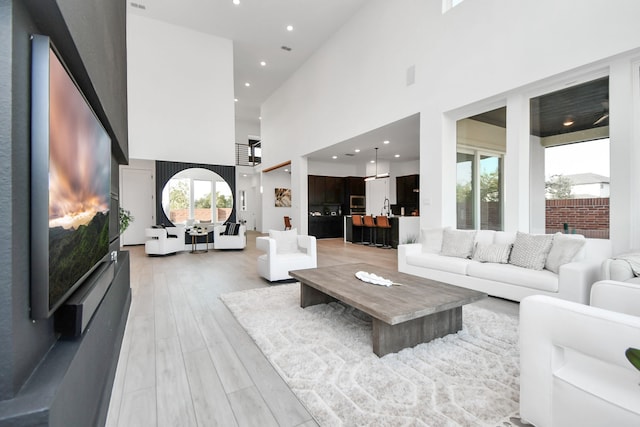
256,236 -> 276,256
591,280 -> 640,316
398,243 -> 423,263
213,225 -> 229,239
296,235 -> 316,257
520,295 -> 640,427
145,228 -> 167,240
557,260 -> 601,304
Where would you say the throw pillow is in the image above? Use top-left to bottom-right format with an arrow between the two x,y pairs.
509,232 -> 554,270
269,228 -> 299,254
440,228 -> 476,259
544,233 -> 586,273
420,228 -> 444,253
224,223 -> 240,236
472,243 -> 513,264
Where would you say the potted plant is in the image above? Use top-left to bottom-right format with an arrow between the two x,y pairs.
119,207 -> 134,234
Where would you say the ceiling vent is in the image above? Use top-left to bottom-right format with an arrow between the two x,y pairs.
281,46 -> 292,52
344,153 -> 355,157
130,2 -> 146,10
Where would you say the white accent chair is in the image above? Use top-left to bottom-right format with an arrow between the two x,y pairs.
520,280 -> 640,426
213,224 -> 246,250
256,230 -> 317,281
144,225 -> 185,255
602,255 -> 640,284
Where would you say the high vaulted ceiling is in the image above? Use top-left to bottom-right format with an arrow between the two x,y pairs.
127,0 -> 369,137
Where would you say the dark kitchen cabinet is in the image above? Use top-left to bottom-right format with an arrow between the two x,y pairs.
325,176 -> 343,203
308,175 -> 325,205
396,174 -> 419,206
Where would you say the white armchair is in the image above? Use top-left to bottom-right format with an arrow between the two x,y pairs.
520,280 -> 640,427
213,224 -> 246,250
602,254 -> 640,284
256,230 -> 317,281
145,225 -> 185,255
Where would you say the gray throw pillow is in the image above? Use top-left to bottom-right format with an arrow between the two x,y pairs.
509,232 -> 554,270
472,243 -> 513,264
544,233 -> 586,273
440,228 -> 476,259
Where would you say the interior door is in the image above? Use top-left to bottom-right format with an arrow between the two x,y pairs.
121,168 -> 154,245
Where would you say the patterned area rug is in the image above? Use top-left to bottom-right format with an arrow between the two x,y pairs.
221,283 -> 523,426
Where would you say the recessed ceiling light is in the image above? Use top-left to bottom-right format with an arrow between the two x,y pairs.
383,140 -> 390,144
234,98 -> 238,102
354,149 -> 360,153
284,169 -> 289,172
563,117 -> 574,127
260,61 -> 266,66
332,155 -> 337,159
286,25 -> 294,31
394,154 -> 400,158
370,160 -> 375,164
232,0 -> 240,5
259,116 -> 262,120
244,82 -> 250,87
242,174 -> 247,177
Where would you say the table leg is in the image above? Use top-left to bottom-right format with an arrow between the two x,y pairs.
372,307 -> 462,356
300,283 -> 336,308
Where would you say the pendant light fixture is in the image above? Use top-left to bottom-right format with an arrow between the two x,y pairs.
364,147 -> 389,181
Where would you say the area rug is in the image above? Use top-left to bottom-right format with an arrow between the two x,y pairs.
220,283 -> 522,426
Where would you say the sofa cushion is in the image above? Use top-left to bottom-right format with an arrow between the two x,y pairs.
509,232 -> 554,270
475,230 -> 496,246
467,262 -> 559,292
494,231 -> 517,245
472,243 -> 512,264
441,228 -> 476,259
269,228 -> 299,254
406,252 -> 476,275
545,233 -> 586,273
420,228 -> 443,253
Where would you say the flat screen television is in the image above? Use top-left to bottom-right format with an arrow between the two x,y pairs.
30,35 -> 111,319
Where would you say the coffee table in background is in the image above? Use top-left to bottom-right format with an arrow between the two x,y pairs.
289,263 -> 487,356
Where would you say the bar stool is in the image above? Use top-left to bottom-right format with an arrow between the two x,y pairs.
375,215 -> 392,249
351,215 -> 366,244
284,216 -> 292,230
363,215 -> 377,247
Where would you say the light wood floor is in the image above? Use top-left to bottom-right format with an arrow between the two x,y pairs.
105,232 -> 519,427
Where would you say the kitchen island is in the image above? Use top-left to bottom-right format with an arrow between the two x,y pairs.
344,215 -> 420,248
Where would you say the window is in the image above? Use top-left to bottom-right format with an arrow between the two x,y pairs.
456,151 -> 503,230
162,168 -> 233,225
530,76 -> 610,238
456,106 -> 506,230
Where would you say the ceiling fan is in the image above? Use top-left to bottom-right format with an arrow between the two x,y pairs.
593,100 -> 609,125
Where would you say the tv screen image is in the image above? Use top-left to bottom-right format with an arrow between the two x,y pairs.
31,35 -> 111,319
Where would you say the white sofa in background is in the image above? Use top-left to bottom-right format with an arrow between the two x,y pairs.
213,224 -> 246,249
398,228 -> 612,303
520,281 -> 640,426
257,229 -> 317,282
144,225 -> 185,255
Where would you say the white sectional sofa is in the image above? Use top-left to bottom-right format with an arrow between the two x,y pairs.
398,228 -> 612,304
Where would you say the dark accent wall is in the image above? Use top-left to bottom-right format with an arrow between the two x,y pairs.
155,160 -> 237,230
0,0 -> 130,423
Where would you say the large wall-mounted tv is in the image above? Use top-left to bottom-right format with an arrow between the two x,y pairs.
30,35 -> 111,319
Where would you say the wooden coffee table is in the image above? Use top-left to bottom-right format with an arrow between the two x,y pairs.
289,263 -> 487,356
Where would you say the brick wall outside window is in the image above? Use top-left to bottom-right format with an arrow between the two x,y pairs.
545,197 -> 609,239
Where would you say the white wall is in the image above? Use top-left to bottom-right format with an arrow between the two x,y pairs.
127,14 -> 235,165
236,168 -> 261,231
307,161 -> 362,177
261,0 -> 640,252
261,169 -> 293,232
